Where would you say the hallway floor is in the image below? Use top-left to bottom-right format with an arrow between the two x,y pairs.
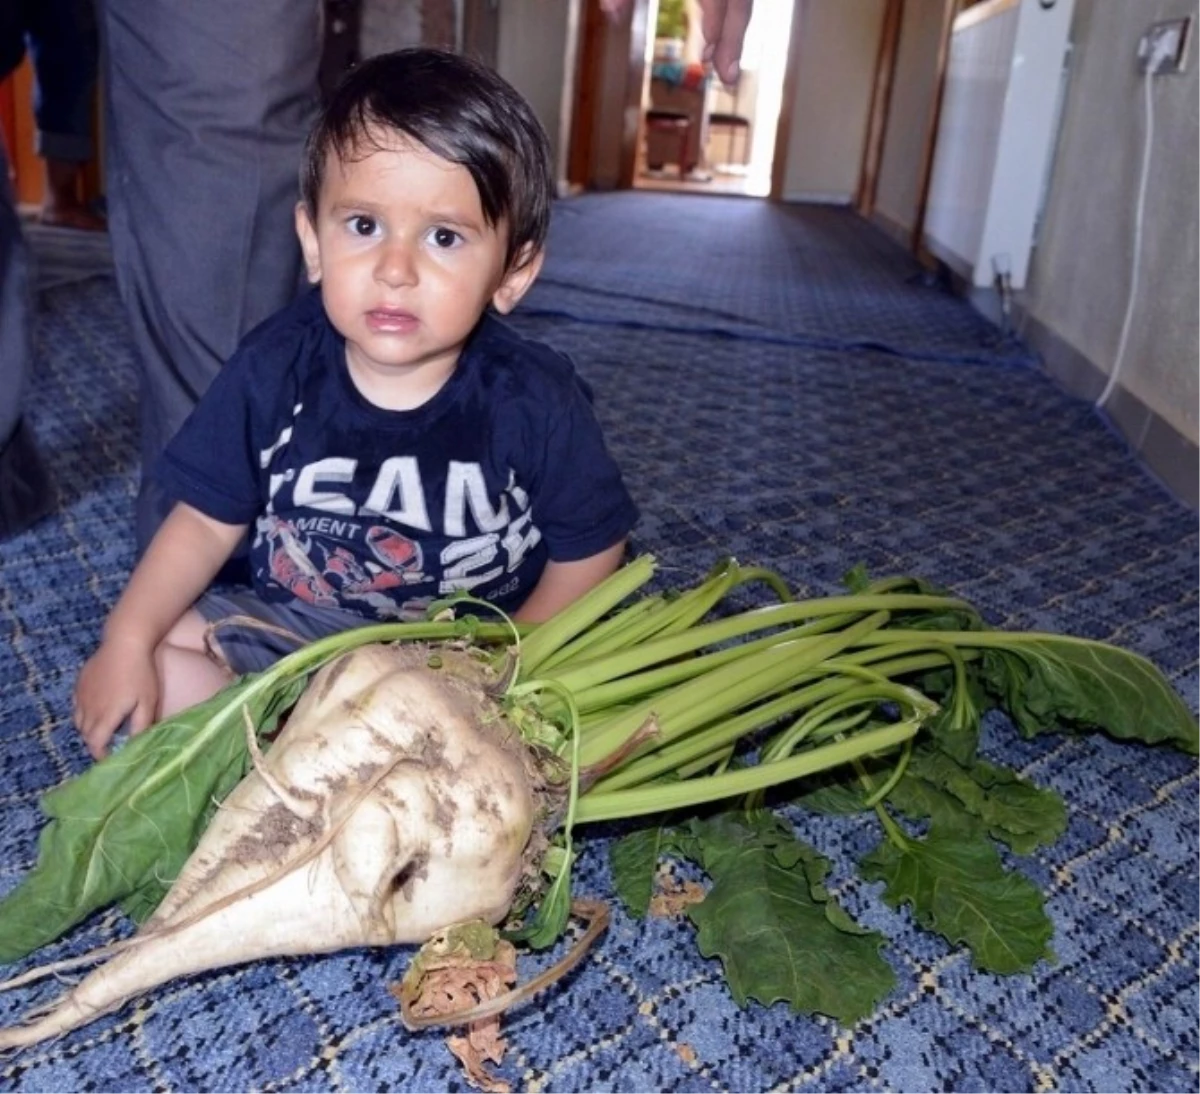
2,193 -> 1195,1094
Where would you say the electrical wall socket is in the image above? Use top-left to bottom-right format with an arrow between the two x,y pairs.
1138,17 -> 1192,75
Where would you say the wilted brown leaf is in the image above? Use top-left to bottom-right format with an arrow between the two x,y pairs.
649,879 -> 706,917
393,939 -> 518,1092
447,1019 -> 510,1094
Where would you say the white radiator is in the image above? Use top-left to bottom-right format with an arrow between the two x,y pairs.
922,0 -> 1075,290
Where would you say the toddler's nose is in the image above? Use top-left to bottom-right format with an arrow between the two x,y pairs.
375,239 -> 417,287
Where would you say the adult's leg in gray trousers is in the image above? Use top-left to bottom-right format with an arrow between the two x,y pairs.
100,0 -> 323,552
0,142 -> 54,539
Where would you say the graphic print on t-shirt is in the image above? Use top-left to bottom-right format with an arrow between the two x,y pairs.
258,513 -> 429,617
252,411 -> 544,618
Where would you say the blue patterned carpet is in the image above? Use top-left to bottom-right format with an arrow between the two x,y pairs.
0,193 -> 1196,1093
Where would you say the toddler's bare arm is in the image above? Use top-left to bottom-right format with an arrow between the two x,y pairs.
74,504 -> 247,758
513,540 -> 627,624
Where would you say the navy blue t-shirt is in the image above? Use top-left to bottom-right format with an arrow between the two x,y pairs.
158,289 -> 638,619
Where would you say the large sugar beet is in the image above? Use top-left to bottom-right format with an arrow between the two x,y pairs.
0,644 -> 541,1049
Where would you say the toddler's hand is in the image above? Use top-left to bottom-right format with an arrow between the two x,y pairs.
74,637 -> 160,760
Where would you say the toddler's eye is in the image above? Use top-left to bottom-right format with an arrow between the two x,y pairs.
349,215 -> 378,237
429,227 -> 462,249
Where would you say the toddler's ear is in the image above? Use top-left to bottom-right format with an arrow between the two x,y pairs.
492,245 -> 545,315
294,202 -> 322,284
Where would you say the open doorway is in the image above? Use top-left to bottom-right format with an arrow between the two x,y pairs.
633,0 -> 795,197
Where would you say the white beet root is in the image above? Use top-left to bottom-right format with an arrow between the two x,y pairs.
0,643 -> 541,1050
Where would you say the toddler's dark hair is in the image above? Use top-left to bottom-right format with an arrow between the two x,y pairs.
300,49 -> 554,270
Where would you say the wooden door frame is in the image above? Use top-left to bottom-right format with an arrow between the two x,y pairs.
566,0 -> 604,186
767,0 -> 803,201
0,70 -> 16,175
854,0 -> 903,217
567,0 -> 956,212
852,0 -> 957,258
565,0 -> 650,190
1,54 -> 104,208
460,0 -> 500,68
617,0 -> 652,189
909,0 -> 956,256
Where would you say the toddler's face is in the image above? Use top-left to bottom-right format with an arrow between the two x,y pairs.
295,130 -> 539,409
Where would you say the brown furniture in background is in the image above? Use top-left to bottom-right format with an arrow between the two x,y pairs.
644,76 -> 706,173
644,109 -> 691,175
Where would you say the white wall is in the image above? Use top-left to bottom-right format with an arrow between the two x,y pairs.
780,0 -> 886,203
1021,0 -> 1199,445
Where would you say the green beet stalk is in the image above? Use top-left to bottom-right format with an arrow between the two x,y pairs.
576,720 -> 920,823
593,673 -> 867,792
530,558 -> 790,678
762,681 -> 938,764
539,594 -> 972,702
561,624 -> 839,716
534,593 -> 666,674
539,559 -> 745,673
517,554 -> 657,675
543,609 -> 842,696
575,610 -> 892,770
587,646 -> 968,792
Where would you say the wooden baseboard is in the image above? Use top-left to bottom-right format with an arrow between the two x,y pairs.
780,191 -> 853,206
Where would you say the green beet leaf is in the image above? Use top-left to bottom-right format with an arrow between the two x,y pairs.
921,668 -> 987,767
749,813 -> 875,938
859,824 -> 1053,974
902,748 -> 1066,855
843,568 -> 985,632
791,772 -> 872,815
117,672 -> 308,922
0,672 -> 289,965
685,814 -> 895,1024
610,824 -> 666,918
885,771 -> 975,834
979,638 -> 1198,753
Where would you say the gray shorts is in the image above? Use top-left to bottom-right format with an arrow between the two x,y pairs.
194,589 -> 375,675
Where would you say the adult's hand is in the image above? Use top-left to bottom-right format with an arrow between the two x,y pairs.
599,0 -> 754,85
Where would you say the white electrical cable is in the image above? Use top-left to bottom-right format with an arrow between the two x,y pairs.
1096,60 -> 1156,409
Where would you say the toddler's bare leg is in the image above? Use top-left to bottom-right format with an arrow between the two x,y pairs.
154,609 -> 235,720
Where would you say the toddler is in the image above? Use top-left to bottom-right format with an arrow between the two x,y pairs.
74,49 -> 638,759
